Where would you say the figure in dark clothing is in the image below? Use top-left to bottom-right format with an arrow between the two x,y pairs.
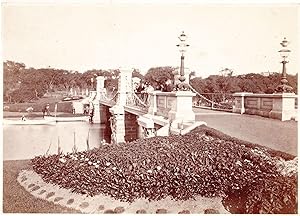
21,115 -> 26,121
42,107 -> 46,118
42,104 -> 50,118
84,105 -> 90,115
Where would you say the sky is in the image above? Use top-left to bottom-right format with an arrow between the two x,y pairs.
2,2 -> 299,78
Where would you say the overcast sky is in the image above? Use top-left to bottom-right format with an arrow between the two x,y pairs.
2,2 -> 299,77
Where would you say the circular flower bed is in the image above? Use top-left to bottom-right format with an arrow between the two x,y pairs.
31,126 -> 297,213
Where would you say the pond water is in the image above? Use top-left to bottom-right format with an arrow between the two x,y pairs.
3,122 -> 111,161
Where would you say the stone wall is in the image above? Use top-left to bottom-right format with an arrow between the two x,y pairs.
233,92 -> 297,121
100,104 -> 110,124
155,93 -> 176,118
125,111 -> 139,142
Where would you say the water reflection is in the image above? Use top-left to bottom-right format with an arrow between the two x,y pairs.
3,122 -> 110,161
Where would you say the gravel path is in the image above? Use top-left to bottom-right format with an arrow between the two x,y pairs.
4,159 -> 229,214
17,169 -> 229,214
194,108 -> 297,156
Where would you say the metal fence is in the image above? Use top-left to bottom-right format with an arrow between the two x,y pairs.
126,92 -> 149,112
99,90 -> 118,106
193,93 -> 234,112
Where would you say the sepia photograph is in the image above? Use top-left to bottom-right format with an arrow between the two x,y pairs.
2,0 -> 298,214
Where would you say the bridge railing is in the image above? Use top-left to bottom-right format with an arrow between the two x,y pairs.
99,90 -> 118,106
126,92 -> 150,112
188,84 -> 234,112
192,93 -> 234,112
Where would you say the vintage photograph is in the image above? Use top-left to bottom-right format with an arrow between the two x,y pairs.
2,1 -> 298,214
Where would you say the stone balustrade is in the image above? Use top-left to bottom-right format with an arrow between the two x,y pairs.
147,91 -> 196,122
233,92 -> 297,121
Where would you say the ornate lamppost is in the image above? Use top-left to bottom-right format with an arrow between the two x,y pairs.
176,31 -> 190,90
275,37 -> 293,93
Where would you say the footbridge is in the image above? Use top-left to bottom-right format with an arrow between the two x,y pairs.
83,69 -> 297,148
84,69 -> 207,144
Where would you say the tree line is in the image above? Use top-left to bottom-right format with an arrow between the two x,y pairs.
3,60 -> 297,103
3,61 -> 122,103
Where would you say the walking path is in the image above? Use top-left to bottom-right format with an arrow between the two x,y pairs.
194,108 -> 298,156
16,169 -> 228,214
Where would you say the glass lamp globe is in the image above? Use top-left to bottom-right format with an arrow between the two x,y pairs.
279,49 -> 291,58
178,31 -> 187,42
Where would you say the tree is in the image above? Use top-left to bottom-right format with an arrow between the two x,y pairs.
190,77 -> 205,93
132,69 -> 144,80
216,68 -> 234,93
21,68 -> 48,99
144,66 -> 175,90
3,61 -> 26,102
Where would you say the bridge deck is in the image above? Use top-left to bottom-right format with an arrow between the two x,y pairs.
193,108 -> 297,156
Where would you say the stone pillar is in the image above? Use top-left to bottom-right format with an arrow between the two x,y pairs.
107,69 -> 134,143
92,102 -> 100,123
269,93 -> 297,121
109,105 -> 125,144
147,91 -> 159,115
118,68 -> 133,106
232,92 -> 253,114
88,91 -> 99,123
96,76 -> 106,100
97,76 -> 105,89
137,124 -> 144,139
99,104 -> 109,124
168,91 -> 196,122
89,90 -> 97,100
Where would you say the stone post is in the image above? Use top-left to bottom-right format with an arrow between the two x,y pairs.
89,76 -> 106,123
109,105 -> 125,144
147,91 -> 159,115
232,92 -> 253,114
108,69 -> 133,143
168,91 -> 196,122
118,68 -> 133,106
92,102 -> 100,123
96,76 -> 106,100
269,93 -> 297,121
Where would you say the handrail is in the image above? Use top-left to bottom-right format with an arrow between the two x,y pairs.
126,92 -> 149,109
188,84 -> 233,110
100,91 -> 118,102
132,92 -> 149,107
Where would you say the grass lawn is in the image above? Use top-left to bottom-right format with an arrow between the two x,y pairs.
3,111 -> 87,119
4,94 -> 74,113
3,160 -> 80,213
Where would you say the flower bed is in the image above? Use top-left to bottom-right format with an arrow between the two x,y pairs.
31,126 -> 297,213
